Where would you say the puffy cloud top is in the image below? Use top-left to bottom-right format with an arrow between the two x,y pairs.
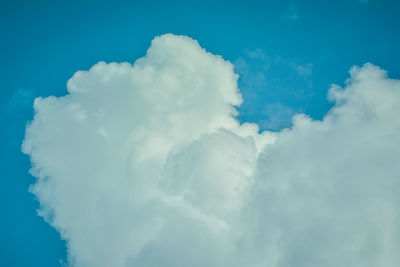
23,34 -> 400,267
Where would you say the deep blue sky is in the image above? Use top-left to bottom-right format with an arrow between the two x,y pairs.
1,0 -> 399,266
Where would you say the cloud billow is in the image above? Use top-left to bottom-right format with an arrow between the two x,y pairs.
23,34 -> 400,267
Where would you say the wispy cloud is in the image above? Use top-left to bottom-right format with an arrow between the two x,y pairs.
282,3 -> 299,21
234,48 -> 313,130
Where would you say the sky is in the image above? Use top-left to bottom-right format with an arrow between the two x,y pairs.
1,0 -> 400,266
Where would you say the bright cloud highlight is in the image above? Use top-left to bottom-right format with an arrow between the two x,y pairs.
23,34 -> 400,267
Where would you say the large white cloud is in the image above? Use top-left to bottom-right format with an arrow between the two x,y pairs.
23,34 -> 400,267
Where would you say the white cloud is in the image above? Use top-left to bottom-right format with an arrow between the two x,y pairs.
23,34 -> 400,267
243,63 -> 400,267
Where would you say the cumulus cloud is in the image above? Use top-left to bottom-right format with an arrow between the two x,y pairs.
23,34 -> 400,267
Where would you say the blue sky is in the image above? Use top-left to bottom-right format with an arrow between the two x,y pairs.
1,0 -> 400,266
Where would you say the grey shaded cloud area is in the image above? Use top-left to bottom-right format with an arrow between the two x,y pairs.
23,34 -> 400,267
